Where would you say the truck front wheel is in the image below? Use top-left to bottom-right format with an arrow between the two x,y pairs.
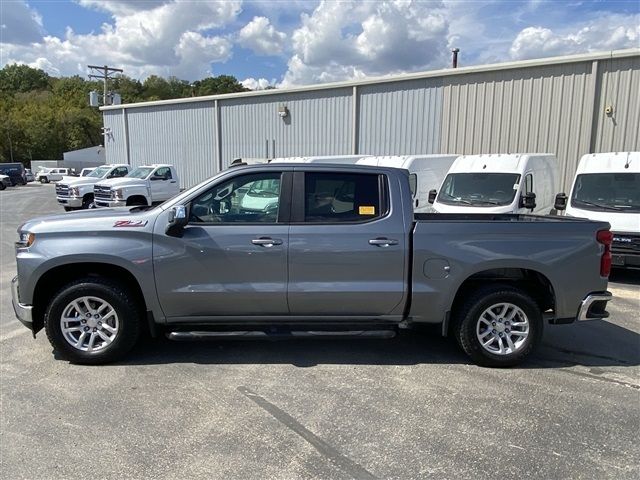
453,285 -> 543,367
44,277 -> 141,364
82,194 -> 94,209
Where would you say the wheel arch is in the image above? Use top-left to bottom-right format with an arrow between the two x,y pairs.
444,267 -> 555,336
32,262 -> 147,334
126,195 -> 148,206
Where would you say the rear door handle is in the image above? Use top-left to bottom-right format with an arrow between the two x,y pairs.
369,238 -> 399,247
252,237 -> 283,247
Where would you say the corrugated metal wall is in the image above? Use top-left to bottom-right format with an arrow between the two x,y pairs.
440,61 -> 596,191
126,102 -> 217,188
102,52 -> 640,189
358,78 -> 443,155
220,89 -> 353,167
103,110 -> 127,165
592,56 -> 640,154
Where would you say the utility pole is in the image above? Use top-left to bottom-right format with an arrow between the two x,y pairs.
88,65 -> 123,106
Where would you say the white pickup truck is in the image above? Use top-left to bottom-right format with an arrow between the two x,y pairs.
93,164 -> 180,207
36,168 -> 73,183
56,164 -> 130,211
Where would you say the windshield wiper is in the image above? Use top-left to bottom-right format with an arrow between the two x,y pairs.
442,193 -> 472,205
470,200 -> 501,205
575,200 -> 626,211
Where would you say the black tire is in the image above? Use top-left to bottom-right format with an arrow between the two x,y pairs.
40,177 -> 48,184
44,277 -> 141,364
127,197 -> 148,206
82,194 -> 94,209
0,182 -> 5,190
452,284 -> 543,367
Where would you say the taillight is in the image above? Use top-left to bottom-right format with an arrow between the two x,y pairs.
596,229 -> 613,277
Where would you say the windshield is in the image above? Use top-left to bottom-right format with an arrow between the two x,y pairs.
571,173 -> 640,213
127,167 -> 154,179
88,166 -> 111,178
437,173 -> 521,206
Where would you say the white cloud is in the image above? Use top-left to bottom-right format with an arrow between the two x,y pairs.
280,0 -> 450,87
238,16 -> 287,55
241,77 -> 274,90
0,0 -> 44,45
510,15 -> 640,60
1,0 -> 241,79
76,1 -> 171,15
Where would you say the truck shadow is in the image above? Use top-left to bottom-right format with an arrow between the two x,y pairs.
120,320 -> 639,369
610,268 -> 640,286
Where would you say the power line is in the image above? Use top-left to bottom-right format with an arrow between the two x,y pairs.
88,64 -> 123,106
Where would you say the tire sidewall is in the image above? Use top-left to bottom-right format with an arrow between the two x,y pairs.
82,194 -> 94,209
458,289 -> 543,367
45,280 -> 140,364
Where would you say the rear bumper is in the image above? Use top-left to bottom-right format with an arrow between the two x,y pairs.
577,291 -> 612,321
11,276 -> 33,331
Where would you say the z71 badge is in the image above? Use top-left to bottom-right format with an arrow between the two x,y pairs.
113,220 -> 148,228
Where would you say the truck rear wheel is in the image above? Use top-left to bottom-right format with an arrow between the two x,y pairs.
453,285 -> 543,367
44,277 -> 141,364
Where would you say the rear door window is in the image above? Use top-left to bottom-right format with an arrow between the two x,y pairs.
303,172 -> 384,223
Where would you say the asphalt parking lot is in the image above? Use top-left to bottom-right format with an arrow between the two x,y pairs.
1,183 -> 638,480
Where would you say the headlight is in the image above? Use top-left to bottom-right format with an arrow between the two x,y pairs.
16,232 -> 35,248
70,187 -> 80,196
112,188 -> 124,200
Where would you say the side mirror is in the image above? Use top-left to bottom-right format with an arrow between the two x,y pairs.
166,205 -> 188,236
520,192 -> 537,210
428,189 -> 437,204
554,193 -> 568,211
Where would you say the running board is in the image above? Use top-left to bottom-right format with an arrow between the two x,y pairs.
166,330 -> 397,341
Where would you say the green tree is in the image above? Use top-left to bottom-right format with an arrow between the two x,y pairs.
111,75 -> 144,103
142,75 -> 172,100
0,64 -> 50,94
193,75 -> 249,96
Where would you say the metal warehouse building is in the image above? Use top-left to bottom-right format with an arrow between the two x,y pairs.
101,48 -> 640,190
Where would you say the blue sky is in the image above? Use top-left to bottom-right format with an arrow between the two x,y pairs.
1,1 -> 638,88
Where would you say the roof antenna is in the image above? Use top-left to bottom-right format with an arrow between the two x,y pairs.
624,152 -> 631,169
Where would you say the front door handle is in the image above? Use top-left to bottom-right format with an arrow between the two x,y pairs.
369,238 -> 399,247
252,237 -> 283,247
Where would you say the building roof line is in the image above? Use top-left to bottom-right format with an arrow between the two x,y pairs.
101,48 -> 640,112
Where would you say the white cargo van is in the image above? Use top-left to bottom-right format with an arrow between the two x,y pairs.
357,155 -> 458,212
271,155 -> 372,164
430,153 -> 560,215
557,152 -> 639,269
272,154 -> 458,212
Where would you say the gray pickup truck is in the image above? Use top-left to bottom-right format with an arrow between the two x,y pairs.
12,164 -> 613,366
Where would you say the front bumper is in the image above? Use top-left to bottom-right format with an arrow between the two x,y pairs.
577,291 -> 612,321
11,276 -> 33,331
56,196 -> 82,207
95,199 -> 126,208
611,251 -> 640,269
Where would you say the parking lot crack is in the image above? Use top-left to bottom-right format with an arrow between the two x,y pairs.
237,386 -> 378,480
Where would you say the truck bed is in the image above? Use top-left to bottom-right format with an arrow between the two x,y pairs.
409,212 -> 610,324
414,212 -> 592,223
